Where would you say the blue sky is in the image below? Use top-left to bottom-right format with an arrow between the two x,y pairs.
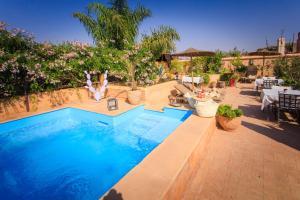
0,0 -> 299,52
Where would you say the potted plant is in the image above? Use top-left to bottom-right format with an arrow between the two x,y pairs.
125,44 -> 149,105
229,73 -> 240,87
216,104 -> 243,131
127,62 -> 142,105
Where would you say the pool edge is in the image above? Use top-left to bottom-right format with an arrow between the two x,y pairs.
100,115 -> 216,200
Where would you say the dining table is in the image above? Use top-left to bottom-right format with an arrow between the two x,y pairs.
182,76 -> 204,84
254,77 -> 284,89
260,87 -> 300,110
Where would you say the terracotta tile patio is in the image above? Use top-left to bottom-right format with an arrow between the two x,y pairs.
182,84 -> 300,200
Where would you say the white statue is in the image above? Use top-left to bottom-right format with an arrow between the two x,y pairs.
84,70 -> 108,101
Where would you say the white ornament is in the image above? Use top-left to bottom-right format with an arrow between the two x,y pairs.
86,74 -> 91,80
89,87 -> 96,93
103,80 -> 108,86
87,80 -> 92,87
94,91 -> 101,101
84,69 -> 108,102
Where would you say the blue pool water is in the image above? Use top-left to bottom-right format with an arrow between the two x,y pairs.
0,106 -> 192,200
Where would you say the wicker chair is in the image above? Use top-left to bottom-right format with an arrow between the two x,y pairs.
277,92 -> 300,123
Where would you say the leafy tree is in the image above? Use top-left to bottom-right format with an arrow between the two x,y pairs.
170,59 -> 185,73
273,57 -> 300,89
191,57 -> 207,73
226,47 -> 242,57
230,55 -> 242,68
206,50 -> 223,73
191,51 -> 223,73
141,25 -> 180,60
73,0 -> 151,50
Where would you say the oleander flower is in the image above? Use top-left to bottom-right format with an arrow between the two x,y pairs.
63,52 -> 78,60
0,49 -> 4,57
0,21 -> 6,30
35,63 -> 41,68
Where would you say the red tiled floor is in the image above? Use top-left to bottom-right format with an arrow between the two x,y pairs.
182,83 -> 300,200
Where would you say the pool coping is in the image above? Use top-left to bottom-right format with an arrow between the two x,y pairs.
100,113 -> 216,200
0,100 -> 141,124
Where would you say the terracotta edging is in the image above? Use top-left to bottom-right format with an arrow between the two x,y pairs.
162,118 -> 216,200
100,115 -> 216,200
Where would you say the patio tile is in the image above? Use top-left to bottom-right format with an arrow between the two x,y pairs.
183,83 -> 300,200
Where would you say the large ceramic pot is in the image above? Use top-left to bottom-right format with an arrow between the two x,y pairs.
127,89 -> 142,105
194,100 -> 219,118
216,115 -> 241,131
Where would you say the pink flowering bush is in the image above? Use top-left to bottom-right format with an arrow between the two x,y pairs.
0,22 -> 45,98
0,22 -> 103,98
0,21 -> 160,99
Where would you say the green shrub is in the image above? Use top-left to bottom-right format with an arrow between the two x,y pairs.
236,65 -> 247,73
0,21 -> 162,98
230,55 -> 242,68
170,60 -> 185,73
201,73 -> 210,84
190,51 -> 223,74
219,72 -> 240,85
191,57 -> 207,72
273,57 -> 300,89
217,104 -> 243,119
219,73 -> 233,82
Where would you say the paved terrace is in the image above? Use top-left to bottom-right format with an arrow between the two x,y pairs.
183,84 -> 300,200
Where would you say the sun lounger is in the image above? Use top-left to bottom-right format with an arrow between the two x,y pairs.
174,84 -> 196,108
168,89 -> 185,106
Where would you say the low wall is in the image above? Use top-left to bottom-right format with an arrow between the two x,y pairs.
144,81 -> 178,108
0,88 -> 91,121
0,86 -> 133,122
0,81 -> 177,122
222,53 -> 300,76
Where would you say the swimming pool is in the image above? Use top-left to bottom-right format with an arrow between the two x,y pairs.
0,106 -> 192,200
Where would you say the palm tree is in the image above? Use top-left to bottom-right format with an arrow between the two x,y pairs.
73,0 -> 151,50
141,25 -> 180,59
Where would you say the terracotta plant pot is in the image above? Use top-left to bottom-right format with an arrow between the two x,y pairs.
229,79 -> 235,87
127,89 -> 142,105
216,115 -> 241,131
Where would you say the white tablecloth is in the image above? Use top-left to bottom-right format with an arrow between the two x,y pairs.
261,88 -> 300,110
182,76 -> 203,84
254,77 -> 284,88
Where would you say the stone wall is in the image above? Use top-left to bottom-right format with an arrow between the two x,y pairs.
0,82 -> 176,121
222,53 -> 300,76
0,88 -> 90,120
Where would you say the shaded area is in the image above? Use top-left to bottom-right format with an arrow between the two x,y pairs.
238,104 -> 275,121
103,189 -> 123,200
239,90 -> 259,97
242,120 -> 300,151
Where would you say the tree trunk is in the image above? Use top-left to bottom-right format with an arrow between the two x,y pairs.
132,80 -> 137,91
24,83 -> 30,112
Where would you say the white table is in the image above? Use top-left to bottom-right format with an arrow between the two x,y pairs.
182,76 -> 204,84
261,88 -> 300,110
254,77 -> 284,89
